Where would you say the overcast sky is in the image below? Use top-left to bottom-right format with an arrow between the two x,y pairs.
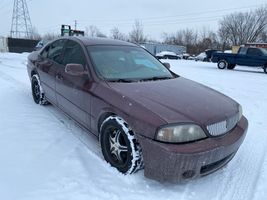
0,0 -> 266,40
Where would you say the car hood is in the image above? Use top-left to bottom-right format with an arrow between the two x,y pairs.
107,77 -> 238,126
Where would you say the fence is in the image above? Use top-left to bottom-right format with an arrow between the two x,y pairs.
7,37 -> 39,53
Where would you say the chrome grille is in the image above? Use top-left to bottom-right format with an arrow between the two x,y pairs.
207,113 -> 239,136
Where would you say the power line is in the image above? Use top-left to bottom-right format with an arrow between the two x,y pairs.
76,3 -> 264,24
75,13 -> 228,28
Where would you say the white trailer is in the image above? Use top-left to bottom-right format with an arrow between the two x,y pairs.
0,37 -> 8,52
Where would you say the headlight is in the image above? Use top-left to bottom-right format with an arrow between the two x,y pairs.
238,104 -> 243,120
156,124 -> 207,143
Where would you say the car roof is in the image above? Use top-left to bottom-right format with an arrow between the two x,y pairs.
66,36 -> 137,47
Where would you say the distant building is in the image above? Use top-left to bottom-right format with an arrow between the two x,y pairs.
140,43 -> 186,55
245,43 -> 267,49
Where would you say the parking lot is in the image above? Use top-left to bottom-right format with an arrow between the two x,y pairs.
0,53 -> 266,200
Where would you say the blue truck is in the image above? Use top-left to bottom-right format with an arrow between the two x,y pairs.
211,47 -> 267,74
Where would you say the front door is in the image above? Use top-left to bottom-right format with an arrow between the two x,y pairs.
55,40 -> 92,130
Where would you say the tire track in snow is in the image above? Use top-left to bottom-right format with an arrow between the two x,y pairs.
169,62 -> 267,200
0,68 -> 84,200
0,62 -> 103,158
0,59 -> 191,200
0,61 -> 143,199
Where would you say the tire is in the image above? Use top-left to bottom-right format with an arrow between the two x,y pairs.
217,60 -> 228,69
100,116 -> 143,174
31,74 -> 49,105
227,64 -> 236,70
264,65 -> 267,74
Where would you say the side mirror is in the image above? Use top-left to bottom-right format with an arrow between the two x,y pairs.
163,62 -> 170,69
65,63 -> 86,76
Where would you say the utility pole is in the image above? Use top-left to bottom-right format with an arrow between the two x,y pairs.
74,20 -> 77,30
10,0 -> 33,38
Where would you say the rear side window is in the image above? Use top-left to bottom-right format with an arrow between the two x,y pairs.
247,48 -> 263,56
62,40 -> 86,66
48,40 -> 65,64
239,47 -> 247,55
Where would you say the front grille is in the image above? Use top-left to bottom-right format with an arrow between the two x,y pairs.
207,113 -> 239,136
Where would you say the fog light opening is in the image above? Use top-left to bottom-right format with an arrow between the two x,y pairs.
182,170 -> 195,179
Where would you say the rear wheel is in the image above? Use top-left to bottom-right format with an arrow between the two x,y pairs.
100,116 -> 143,174
227,64 -> 236,70
31,74 -> 49,105
217,60 -> 228,69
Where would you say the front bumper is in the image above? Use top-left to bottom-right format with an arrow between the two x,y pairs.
137,116 -> 248,182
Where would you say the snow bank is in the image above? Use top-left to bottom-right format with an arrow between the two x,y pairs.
0,53 -> 266,200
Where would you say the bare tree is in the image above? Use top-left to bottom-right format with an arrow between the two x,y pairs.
197,28 -> 220,51
29,26 -> 41,40
110,27 -> 127,41
129,20 -> 147,43
42,32 -> 59,41
218,6 -> 267,45
85,25 -> 107,38
161,32 -> 177,45
260,31 -> 267,42
162,29 -> 197,46
162,29 -> 199,54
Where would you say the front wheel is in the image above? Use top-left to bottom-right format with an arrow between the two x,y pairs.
100,116 -> 143,174
31,74 -> 49,105
217,60 -> 228,69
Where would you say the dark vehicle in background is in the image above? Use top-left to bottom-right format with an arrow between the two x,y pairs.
195,50 -> 220,62
212,47 -> 267,73
205,49 -> 221,62
34,40 -> 48,51
27,37 -> 248,182
156,51 -> 181,59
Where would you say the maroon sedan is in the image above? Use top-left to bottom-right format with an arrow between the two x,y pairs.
27,37 -> 248,182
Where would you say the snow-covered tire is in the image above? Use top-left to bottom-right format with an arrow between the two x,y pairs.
31,74 -> 49,105
217,60 -> 228,69
100,116 -> 143,174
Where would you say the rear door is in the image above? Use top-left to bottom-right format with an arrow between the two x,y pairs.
55,40 -> 92,129
37,39 -> 66,104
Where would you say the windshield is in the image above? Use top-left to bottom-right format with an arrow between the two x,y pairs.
87,45 -> 174,81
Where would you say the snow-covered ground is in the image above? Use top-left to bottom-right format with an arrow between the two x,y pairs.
0,53 -> 267,200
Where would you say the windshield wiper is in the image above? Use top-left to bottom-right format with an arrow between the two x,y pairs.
108,78 -> 136,83
139,76 -> 173,82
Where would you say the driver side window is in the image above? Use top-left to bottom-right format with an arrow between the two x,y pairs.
62,40 -> 86,66
47,40 -> 65,64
